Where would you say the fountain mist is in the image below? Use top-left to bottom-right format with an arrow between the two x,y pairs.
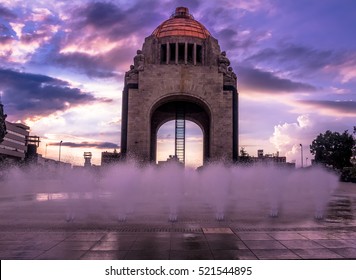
0,162 -> 339,225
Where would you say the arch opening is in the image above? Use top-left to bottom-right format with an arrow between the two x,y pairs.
150,97 -> 211,165
156,120 -> 203,168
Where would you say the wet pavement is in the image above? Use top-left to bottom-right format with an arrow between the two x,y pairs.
1,226 -> 356,260
0,182 -> 356,260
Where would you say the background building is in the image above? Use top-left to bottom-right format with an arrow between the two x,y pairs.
0,121 -> 29,163
101,150 -> 122,166
250,149 -> 295,167
0,102 -> 7,143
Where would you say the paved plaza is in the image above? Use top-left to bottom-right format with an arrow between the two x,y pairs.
2,225 -> 356,260
1,182 -> 356,260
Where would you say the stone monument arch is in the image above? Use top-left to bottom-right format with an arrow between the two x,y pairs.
121,7 -> 238,164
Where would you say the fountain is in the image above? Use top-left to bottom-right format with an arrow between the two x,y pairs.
0,161 -> 340,228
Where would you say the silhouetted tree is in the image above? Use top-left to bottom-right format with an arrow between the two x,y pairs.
239,147 -> 252,165
310,129 -> 355,170
352,126 -> 356,165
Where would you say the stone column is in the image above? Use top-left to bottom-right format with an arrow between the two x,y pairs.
166,42 -> 169,64
184,42 -> 188,65
175,42 -> 178,64
193,43 -> 196,65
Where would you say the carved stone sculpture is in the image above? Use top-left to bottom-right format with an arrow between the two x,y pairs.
223,66 -> 237,85
218,51 -> 230,74
134,50 -> 145,71
125,65 -> 138,83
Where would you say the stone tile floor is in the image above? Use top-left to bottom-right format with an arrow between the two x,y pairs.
1,227 -> 356,260
1,182 -> 356,260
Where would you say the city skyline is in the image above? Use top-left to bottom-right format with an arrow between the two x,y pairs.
0,0 -> 355,167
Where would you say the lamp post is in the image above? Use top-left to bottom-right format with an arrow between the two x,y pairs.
299,143 -> 303,168
59,140 -> 63,162
45,144 -> 48,158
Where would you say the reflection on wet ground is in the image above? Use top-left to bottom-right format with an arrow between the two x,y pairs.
1,226 -> 356,260
0,191 -> 113,202
0,183 -> 356,259
325,195 -> 354,223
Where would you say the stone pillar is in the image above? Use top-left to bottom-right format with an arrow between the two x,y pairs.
175,42 -> 178,64
166,42 -> 169,64
193,43 -> 196,65
184,42 -> 188,64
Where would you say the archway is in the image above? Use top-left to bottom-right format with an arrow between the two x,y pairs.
156,120 -> 203,167
150,95 -> 211,164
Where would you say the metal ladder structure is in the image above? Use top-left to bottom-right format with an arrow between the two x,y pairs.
175,104 -> 185,165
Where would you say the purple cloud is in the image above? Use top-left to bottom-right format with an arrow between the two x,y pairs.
81,2 -> 126,29
238,66 -> 316,93
244,43 -> 341,76
0,4 -> 17,20
75,1 -> 163,40
50,141 -> 119,149
0,68 -> 111,120
0,21 -> 16,45
32,1 -> 168,77
53,52 -> 118,78
298,100 -> 356,115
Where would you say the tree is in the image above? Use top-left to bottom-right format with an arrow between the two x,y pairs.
352,126 -> 356,165
310,129 -> 355,170
239,147 -> 252,165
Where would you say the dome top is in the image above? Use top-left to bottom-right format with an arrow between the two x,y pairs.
152,7 -> 211,39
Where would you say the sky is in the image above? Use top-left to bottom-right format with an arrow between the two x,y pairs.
0,0 -> 355,167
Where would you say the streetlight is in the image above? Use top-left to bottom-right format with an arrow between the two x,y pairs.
59,140 -> 63,162
299,143 -> 303,168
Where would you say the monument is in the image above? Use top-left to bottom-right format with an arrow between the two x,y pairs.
121,7 -> 238,164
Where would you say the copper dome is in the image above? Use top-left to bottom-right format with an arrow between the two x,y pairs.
152,7 -> 211,39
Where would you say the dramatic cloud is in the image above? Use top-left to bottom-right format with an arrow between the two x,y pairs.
297,100 -> 356,117
74,1 -> 163,39
0,68 -> 109,119
82,2 -> 124,29
40,1 -> 164,77
269,113 -> 355,166
246,44 -> 336,73
53,51 -> 119,78
269,115 -> 318,166
244,43 -> 356,84
222,0 -> 273,12
324,52 -> 356,83
0,0 -> 355,166
0,4 -> 17,20
0,5 -> 62,64
238,66 -> 316,94
213,28 -> 272,53
0,23 -> 14,45
49,141 -> 119,149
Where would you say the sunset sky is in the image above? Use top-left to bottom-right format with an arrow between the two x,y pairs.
0,0 -> 355,167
